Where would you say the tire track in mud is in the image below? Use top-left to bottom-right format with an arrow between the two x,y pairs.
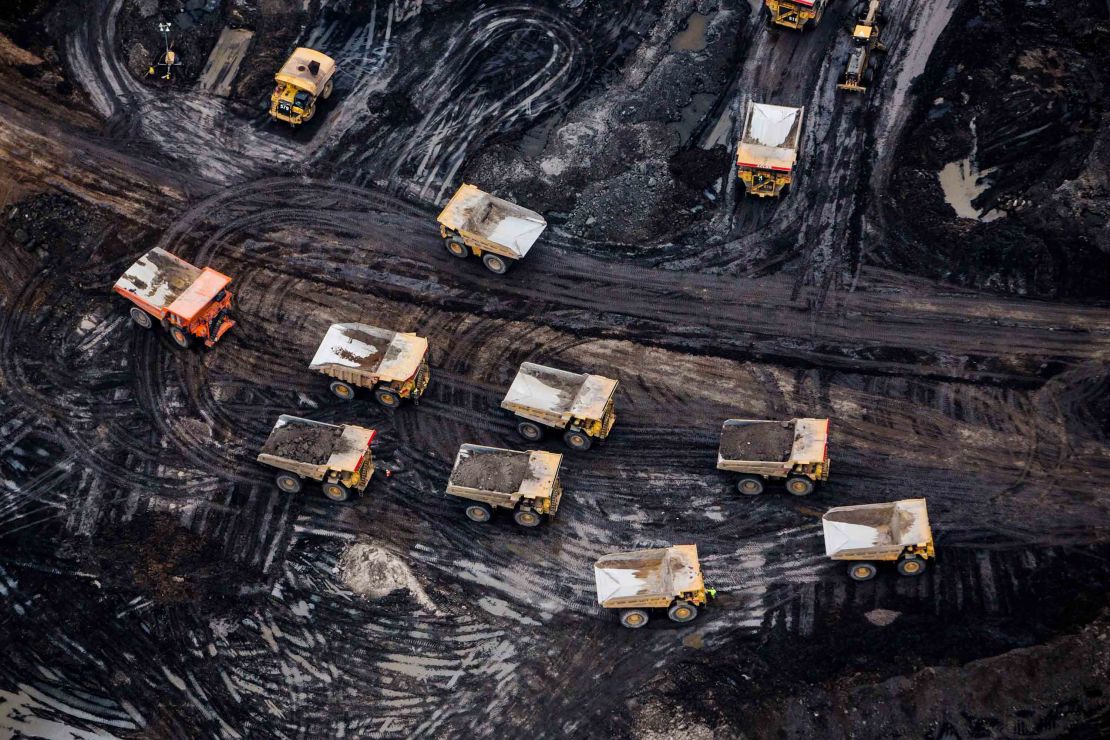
4,2 -> 1110,735
334,3 -> 589,200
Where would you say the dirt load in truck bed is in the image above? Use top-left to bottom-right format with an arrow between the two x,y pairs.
449,447 -> 531,493
719,421 -> 795,461
260,420 -> 341,465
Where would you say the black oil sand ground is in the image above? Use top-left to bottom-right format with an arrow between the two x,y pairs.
2,0 -> 1110,738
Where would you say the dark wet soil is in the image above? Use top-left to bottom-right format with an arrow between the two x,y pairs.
719,421 -> 794,461
2,0 -> 1110,737
450,447 -> 530,493
261,419 -> 340,464
881,0 -> 1110,299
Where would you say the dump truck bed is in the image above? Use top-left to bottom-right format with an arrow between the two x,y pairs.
594,545 -> 703,609
114,248 -> 231,322
736,103 -> 804,172
275,47 -> 335,95
822,499 -> 932,560
501,362 -> 618,425
310,323 -> 428,384
446,445 -> 562,508
437,183 -> 547,258
717,418 -> 829,474
257,415 -> 375,480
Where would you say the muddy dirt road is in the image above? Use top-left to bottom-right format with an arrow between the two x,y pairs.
2,0 -> 1109,738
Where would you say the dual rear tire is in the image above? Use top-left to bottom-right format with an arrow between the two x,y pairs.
276,474 -> 351,504
463,501 -> 543,528
735,475 -> 814,496
329,381 -> 402,408
618,600 -> 699,629
847,557 -> 928,581
441,238 -> 510,274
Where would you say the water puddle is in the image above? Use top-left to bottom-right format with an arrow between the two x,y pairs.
670,92 -> 716,145
937,119 -> 1003,222
671,12 -> 710,52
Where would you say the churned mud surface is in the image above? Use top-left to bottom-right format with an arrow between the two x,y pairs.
1,0 -> 1109,738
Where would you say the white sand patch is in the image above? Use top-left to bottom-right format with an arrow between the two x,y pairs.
338,543 -> 437,612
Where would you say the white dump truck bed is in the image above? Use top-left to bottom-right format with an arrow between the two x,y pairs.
437,183 -> 547,258
501,362 -> 618,424
446,445 -> 562,506
309,323 -> 428,383
594,545 -> 703,608
822,499 -> 932,560
736,102 -> 804,171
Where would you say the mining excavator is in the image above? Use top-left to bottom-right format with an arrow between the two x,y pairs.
838,0 -> 886,93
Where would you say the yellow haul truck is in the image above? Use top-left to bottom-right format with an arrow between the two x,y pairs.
736,102 -> 804,198
501,362 -> 618,451
765,0 -> 829,30
594,545 -> 713,629
823,499 -> 935,581
309,323 -> 431,407
717,418 -> 830,496
436,183 -> 547,274
270,48 -> 336,125
838,0 -> 887,93
257,415 -> 376,502
445,444 -> 564,527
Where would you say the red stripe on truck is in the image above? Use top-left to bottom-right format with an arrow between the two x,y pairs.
737,162 -> 794,172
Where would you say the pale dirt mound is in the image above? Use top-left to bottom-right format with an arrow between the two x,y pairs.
337,542 -> 437,612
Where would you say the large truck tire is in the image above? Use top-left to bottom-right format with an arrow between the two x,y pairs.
563,429 -> 592,451
465,502 -> 492,522
897,556 -> 927,576
513,508 -> 541,527
667,601 -> 698,623
129,307 -> 153,329
620,609 -> 649,629
737,476 -> 764,496
321,481 -> 351,502
785,476 -> 815,496
276,473 -> 303,493
374,389 -> 401,408
482,253 -> 509,274
848,562 -> 878,581
169,326 -> 191,348
330,381 -> 356,400
322,79 -> 334,99
517,421 -> 543,441
445,239 -> 469,259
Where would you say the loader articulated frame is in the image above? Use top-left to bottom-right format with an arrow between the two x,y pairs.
838,0 -> 887,94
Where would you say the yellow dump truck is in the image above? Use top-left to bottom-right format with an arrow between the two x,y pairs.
838,0 -> 886,93
436,184 -> 547,274
445,444 -> 564,527
736,102 -> 804,197
309,323 -> 430,407
765,0 -> 828,30
594,545 -> 713,628
257,415 -> 375,502
269,47 -> 336,125
717,418 -> 829,495
501,362 -> 617,451
822,499 -> 935,581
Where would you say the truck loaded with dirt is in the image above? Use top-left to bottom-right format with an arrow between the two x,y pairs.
1,0 -> 1109,738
